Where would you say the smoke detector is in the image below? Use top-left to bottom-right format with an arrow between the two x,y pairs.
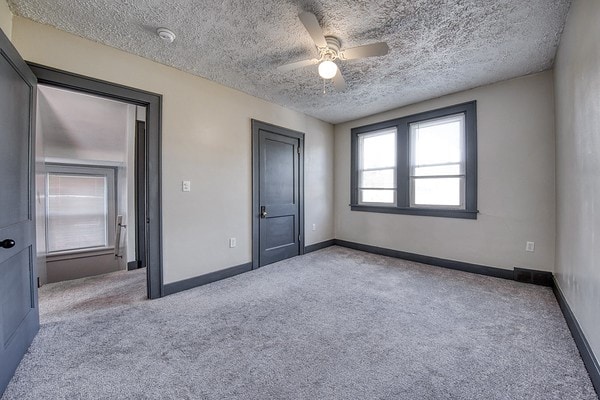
157,28 -> 176,43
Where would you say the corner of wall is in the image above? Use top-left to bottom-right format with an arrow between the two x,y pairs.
552,0 -> 600,392
0,0 -> 13,41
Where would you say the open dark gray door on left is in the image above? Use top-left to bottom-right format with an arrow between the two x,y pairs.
0,28 -> 39,396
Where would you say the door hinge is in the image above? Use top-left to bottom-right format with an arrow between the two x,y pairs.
297,146 -> 301,154
298,234 -> 301,241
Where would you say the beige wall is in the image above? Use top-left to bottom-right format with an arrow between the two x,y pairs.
554,0 -> 600,361
0,0 -> 11,39
11,17 -> 334,284
334,71 -> 556,272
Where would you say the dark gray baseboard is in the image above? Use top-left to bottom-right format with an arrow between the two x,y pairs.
332,240 -> 552,287
553,278 -> 600,395
127,261 -> 138,271
334,239 -> 515,280
304,239 -> 336,254
163,262 -> 252,296
334,240 -> 554,286
165,238 -> 337,296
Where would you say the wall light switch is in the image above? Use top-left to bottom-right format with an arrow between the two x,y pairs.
312,224 -> 316,231
182,180 -> 191,192
229,238 -> 236,248
526,241 -> 535,252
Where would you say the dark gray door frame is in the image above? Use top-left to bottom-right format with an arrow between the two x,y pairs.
134,120 -> 147,271
251,119 -> 304,269
27,63 -> 164,299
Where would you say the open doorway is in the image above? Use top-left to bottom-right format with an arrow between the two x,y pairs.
36,84 -> 144,285
29,63 -> 163,300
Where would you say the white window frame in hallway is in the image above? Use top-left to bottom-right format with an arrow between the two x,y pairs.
45,164 -> 117,254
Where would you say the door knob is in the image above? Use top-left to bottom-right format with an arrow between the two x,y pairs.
0,239 -> 15,249
260,206 -> 268,218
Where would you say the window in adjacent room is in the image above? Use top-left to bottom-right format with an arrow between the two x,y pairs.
351,101 -> 477,219
46,164 -> 116,253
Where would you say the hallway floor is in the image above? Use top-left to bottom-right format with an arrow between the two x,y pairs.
39,267 -> 147,324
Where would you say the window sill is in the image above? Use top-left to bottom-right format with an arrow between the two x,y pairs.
349,204 -> 478,219
47,247 -> 115,262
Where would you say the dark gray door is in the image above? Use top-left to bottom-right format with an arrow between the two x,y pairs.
0,29 -> 39,396
254,121 -> 304,267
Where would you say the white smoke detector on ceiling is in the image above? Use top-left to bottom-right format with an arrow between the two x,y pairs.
157,28 -> 176,43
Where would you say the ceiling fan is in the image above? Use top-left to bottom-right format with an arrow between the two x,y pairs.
278,12 -> 390,91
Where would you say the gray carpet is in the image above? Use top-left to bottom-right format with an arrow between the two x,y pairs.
2,246 -> 597,399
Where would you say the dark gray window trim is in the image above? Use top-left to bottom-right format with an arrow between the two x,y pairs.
27,62 -> 164,299
350,101 -> 478,219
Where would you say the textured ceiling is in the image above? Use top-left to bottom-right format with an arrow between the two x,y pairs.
10,0 -> 571,124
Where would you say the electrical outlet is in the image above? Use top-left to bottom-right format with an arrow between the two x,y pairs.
312,223 -> 316,231
229,238 -> 236,248
526,241 -> 535,252
182,180 -> 191,192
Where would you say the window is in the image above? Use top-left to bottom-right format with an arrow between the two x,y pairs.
410,114 -> 465,208
357,127 -> 397,205
46,165 -> 116,253
351,101 -> 477,219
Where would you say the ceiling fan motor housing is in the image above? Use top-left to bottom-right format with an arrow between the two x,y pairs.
320,36 -> 341,61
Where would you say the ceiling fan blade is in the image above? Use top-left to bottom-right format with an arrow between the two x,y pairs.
332,69 -> 347,91
277,58 -> 319,72
298,12 -> 327,48
341,42 -> 389,60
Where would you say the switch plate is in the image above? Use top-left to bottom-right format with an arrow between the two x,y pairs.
182,180 -> 191,192
229,238 -> 236,248
312,223 -> 316,231
526,241 -> 535,252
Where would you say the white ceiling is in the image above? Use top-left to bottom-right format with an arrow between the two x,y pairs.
38,85 -> 132,163
12,0 -> 571,124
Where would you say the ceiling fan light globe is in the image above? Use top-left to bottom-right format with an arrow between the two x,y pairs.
318,60 -> 338,79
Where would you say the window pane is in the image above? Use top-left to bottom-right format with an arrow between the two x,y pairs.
410,114 -> 464,167
47,174 -> 108,252
414,164 -> 461,177
413,178 -> 462,206
360,169 -> 395,189
360,189 -> 395,204
359,128 -> 396,169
